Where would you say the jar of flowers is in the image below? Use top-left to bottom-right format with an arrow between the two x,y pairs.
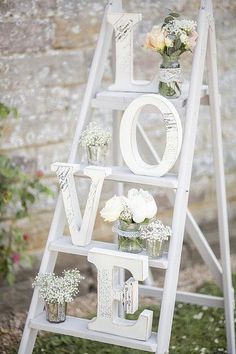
100,188 -> 157,253
140,219 -> 172,259
145,13 -> 198,98
80,121 -> 111,166
32,269 -> 84,323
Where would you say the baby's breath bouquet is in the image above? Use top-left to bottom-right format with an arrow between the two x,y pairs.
80,122 -> 111,165
145,13 -> 198,98
140,219 -> 172,258
33,269 -> 84,323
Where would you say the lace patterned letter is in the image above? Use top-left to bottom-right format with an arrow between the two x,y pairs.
88,248 -> 153,341
107,13 -> 157,92
52,163 -> 111,246
120,94 -> 183,177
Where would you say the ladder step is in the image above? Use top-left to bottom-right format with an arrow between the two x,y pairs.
49,237 -> 168,269
139,285 -> 224,308
30,312 -> 158,352
75,165 -> 178,189
91,84 -> 208,111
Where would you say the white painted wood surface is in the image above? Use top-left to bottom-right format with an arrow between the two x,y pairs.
135,102 -> 223,289
75,164 -> 178,188
120,94 -> 183,177
18,2 -> 121,353
52,163 -> 111,246
88,248 -> 153,341
30,312 -> 158,352
139,285 -> 224,308
108,12 -> 158,92
91,84 -> 209,110
19,1 -> 235,354
206,1 -> 235,350
49,236 -> 168,269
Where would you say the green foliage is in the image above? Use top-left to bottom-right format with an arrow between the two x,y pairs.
0,103 -> 52,285
31,275 -> 236,354
0,102 -> 18,120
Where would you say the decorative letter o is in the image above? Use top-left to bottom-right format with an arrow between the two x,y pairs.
119,94 -> 183,177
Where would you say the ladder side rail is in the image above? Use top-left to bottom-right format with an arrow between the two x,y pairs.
18,2 -> 119,353
69,0 -> 122,163
156,2 -> 210,353
137,121 -> 223,288
18,195 -> 65,354
206,1 -> 236,352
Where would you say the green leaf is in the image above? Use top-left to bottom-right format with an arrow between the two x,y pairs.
0,103 -> 10,119
164,16 -> 174,24
169,12 -> 180,18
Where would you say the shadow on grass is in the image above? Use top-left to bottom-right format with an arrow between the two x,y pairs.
30,275 -> 235,354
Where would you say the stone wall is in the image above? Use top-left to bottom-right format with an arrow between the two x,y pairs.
0,0 -> 235,255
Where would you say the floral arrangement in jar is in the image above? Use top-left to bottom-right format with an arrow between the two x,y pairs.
100,188 -> 157,253
80,121 -> 111,166
140,219 -> 172,258
145,13 -> 198,98
32,269 -> 84,323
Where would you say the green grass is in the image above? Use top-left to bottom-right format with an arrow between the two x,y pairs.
32,275 -> 236,354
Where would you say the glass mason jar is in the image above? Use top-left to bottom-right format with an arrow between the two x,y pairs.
112,221 -> 143,254
45,302 -> 67,323
146,238 -> 165,259
159,54 -> 182,98
86,144 -> 108,166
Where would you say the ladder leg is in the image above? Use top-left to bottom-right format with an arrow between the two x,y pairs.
137,123 -> 223,288
156,3 -> 209,352
18,197 -> 65,354
68,2 -> 116,163
206,4 -> 235,352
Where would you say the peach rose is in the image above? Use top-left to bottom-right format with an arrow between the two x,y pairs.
145,26 -> 165,52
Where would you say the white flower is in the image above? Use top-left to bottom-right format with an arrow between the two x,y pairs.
180,33 -> 188,44
101,189 -> 157,224
100,195 -> 125,222
193,312 -> 204,320
140,219 -> 171,241
174,19 -> 197,33
127,188 -> 157,223
165,37 -> 173,47
80,122 -> 111,148
32,269 -> 84,304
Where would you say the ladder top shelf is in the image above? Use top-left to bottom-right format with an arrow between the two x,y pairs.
75,165 -> 178,189
49,237 -> 169,270
91,83 -> 208,111
30,313 -> 158,352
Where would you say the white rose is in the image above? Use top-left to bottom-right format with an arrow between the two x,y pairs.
127,188 -> 157,222
100,195 -> 124,222
127,195 -> 147,223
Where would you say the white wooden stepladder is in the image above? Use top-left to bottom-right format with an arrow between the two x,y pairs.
19,0 -> 235,353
